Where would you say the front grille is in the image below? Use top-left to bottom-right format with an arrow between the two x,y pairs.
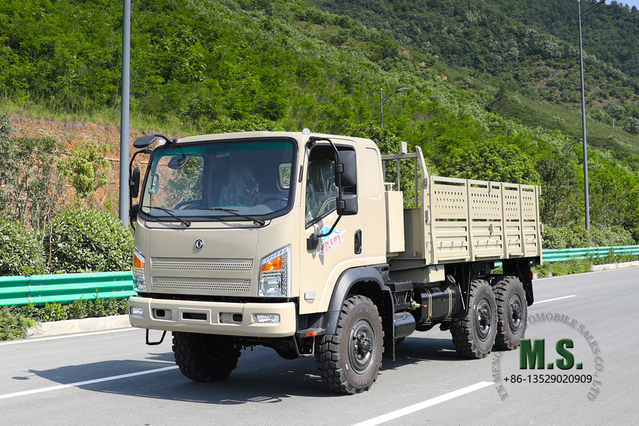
152,277 -> 251,293
151,258 -> 253,272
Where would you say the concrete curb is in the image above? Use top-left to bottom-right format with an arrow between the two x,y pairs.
535,260 -> 639,278
591,260 -> 639,271
27,314 -> 131,338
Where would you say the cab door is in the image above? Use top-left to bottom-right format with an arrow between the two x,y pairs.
298,141 -> 365,315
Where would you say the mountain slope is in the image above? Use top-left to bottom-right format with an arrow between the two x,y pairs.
1,0 -> 638,236
305,0 -> 639,154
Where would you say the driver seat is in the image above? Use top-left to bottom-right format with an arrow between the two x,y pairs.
219,166 -> 259,206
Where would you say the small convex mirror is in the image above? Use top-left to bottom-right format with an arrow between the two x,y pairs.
133,135 -> 157,148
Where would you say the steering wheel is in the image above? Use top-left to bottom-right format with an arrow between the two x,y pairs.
317,197 -> 336,216
174,199 -> 202,210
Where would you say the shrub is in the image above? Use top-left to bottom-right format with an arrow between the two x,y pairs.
41,301 -> 68,321
542,225 -> 634,249
533,259 -> 592,278
57,143 -> 111,202
67,299 -> 89,319
0,306 -> 36,340
45,209 -> 134,273
0,216 -> 45,276
1,297 -> 129,341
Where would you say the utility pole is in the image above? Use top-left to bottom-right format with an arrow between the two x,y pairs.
577,0 -> 605,232
380,87 -> 408,128
119,0 -> 131,224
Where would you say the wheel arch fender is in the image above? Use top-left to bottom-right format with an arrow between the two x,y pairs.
322,266 -> 392,336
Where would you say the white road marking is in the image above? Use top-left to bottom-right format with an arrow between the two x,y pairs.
534,295 -> 577,305
0,366 -> 179,400
351,381 -> 493,426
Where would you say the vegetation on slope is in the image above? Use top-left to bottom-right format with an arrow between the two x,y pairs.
306,0 -> 639,151
1,0 -> 638,240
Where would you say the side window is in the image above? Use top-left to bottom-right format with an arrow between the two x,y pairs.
305,145 -> 357,226
305,152 -> 337,226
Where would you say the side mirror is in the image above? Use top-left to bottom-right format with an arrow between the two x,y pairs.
307,233 -> 320,251
129,167 -> 141,198
335,150 -> 357,187
335,150 -> 358,216
337,193 -> 358,215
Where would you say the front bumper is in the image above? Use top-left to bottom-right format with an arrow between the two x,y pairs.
128,296 -> 297,338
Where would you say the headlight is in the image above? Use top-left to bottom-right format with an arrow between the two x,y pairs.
259,245 -> 291,297
133,248 -> 147,292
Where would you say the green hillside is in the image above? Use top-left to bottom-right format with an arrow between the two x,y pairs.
306,0 -> 639,153
486,0 -> 639,78
1,0 -> 638,243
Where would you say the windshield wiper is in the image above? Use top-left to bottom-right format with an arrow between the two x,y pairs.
145,206 -> 191,227
199,207 -> 266,226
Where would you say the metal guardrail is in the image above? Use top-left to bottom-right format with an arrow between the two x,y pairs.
1,245 -> 638,306
543,245 -> 639,262
0,271 -> 135,306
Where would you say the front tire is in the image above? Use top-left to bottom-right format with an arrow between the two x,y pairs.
450,279 -> 497,359
315,295 -> 384,394
172,332 -> 241,382
492,276 -> 527,350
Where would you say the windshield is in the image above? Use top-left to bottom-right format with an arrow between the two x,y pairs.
139,139 -> 296,222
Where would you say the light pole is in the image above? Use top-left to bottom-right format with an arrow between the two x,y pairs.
119,0 -> 131,224
578,0 -> 605,232
380,87 -> 407,128
566,138 -> 580,159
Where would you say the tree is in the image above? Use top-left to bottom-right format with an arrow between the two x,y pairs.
0,112 -> 61,231
623,116 -> 639,135
57,143 -> 111,203
436,137 -> 541,185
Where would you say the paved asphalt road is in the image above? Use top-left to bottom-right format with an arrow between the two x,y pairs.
1,269 -> 637,426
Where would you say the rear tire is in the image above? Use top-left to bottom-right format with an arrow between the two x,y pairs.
450,279 -> 497,359
492,276 -> 527,350
315,295 -> 384,394
172,332 -> 241,382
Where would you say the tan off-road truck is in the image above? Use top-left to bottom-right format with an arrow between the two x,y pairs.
128,131 -> 541,394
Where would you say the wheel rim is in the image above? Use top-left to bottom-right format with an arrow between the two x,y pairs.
202,336 -> 233,362
348,318 -> 375,374
475,298 -> 493,342
508,293 -> 524,333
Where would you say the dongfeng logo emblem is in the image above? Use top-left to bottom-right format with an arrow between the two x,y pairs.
195,239 -> 204,250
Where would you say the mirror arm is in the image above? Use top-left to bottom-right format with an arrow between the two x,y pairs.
129,204 -> 139,230
307,216 -> 342,251
129,148 -> 152,230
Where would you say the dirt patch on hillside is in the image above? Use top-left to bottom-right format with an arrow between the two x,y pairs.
9,114 -> 156,214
